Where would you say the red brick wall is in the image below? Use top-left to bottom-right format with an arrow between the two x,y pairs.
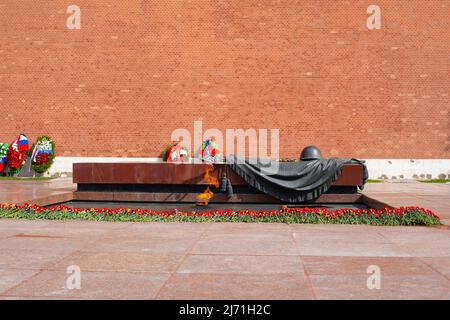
0,0 -> 448,158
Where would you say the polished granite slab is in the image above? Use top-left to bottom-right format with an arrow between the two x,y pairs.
62,201 -> 369,211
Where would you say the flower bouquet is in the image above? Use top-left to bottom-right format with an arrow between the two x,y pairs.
6,134 -> 29,175
200,137 -> 221,163
0,143 -> 8,173
30,136 -> 55,174
161,141 -> 189,162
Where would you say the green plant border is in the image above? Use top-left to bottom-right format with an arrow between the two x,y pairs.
367,179 -> 384,183
0,176 -> 54,180
0,204 -> 442,226
419,179 -> 450,183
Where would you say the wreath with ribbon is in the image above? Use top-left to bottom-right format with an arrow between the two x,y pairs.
29,136 -> 55,174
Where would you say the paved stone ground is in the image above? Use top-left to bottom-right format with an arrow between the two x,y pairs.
0,220 -> 449,299
0,178 -> 75,205
0,178 -> 448,299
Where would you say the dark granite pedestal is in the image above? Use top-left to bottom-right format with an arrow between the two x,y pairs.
72,162 -> 366,204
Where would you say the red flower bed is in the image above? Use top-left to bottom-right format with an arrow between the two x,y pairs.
0,203 -> 442,225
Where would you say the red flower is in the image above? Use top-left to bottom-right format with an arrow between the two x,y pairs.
0,203 -> 441,223
34,153 -> 50,165
6,148 -> 26,170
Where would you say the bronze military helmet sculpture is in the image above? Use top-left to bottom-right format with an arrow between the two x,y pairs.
300,145 -> 323,160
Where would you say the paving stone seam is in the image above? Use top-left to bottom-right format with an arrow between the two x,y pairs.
152,221 -> 213,299
174,271 -> 306,276
189,251 -> 303,256
0,229 -> 174,296
416,258 -> 450,283
0,268 -> 42,296
172,253 -> 303,257
0,230 -> 117,296
0,240 -> 97,295
377,231 -> 450,259
43,266 -> 176,273
1,224 -> 162,296
373,229 -> 420,258
1,269 -> 46,296
288,224 -> 317,299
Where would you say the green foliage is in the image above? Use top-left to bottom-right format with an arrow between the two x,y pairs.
160,143 -> 174,162
419,179 -> 450,183
0,176 -> 54,180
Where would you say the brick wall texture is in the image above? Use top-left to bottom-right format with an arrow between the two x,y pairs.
0,0 -> 449,159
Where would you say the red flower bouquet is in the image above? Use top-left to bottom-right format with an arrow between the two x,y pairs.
6,134 -> 29,174
34,153 -> 50,165
6,147 -> 26,170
